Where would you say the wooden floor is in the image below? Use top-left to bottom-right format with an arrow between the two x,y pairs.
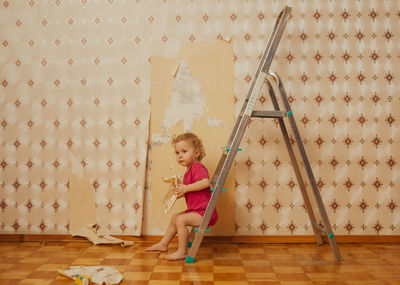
0,240 -> 399,284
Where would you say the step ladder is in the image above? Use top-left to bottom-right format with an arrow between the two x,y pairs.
185,6 -> 342,263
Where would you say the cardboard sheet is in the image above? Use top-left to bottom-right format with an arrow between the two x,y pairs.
68,153 -> 97,234
73,225 -> 134,247
149,40 -> 235,235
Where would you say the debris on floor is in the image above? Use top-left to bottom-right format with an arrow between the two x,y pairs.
73,224 -> 134,247
58,266 -> 123,285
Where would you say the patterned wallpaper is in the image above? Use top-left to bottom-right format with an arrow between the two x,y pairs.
0,0 -> 151,235
1,0 -> 399,236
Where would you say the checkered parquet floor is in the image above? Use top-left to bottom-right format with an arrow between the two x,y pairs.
0,240 -> 399,284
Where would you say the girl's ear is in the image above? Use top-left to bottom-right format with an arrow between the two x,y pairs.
194,149 -> 200,159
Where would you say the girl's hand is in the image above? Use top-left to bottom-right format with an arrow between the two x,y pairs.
173,184 -> 186,198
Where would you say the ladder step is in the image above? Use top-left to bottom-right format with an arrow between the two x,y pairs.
251,110 -> 287,118
311,222 -> 335,239
194,228 -> 210,233
210,188 -> 226,192
223,147 -> 242,151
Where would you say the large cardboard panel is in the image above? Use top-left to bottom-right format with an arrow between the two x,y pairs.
149,40 -> 235,235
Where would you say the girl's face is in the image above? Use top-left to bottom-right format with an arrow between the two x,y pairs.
174,140 -> 199,168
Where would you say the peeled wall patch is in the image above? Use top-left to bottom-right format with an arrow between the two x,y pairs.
68,153 -> 96,234
162,60 -> 207,133
147,40 -> 235,235
207,117 -> 225,129
152,133 -> 172,146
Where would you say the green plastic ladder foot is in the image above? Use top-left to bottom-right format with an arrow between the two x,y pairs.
187,241 -> 192,247
185,256 -> 195,263
287,111 -> 293,116
328,233 -> 334,239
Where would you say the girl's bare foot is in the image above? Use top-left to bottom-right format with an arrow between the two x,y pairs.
165,251 -> 187,261
145,243 -> 167,252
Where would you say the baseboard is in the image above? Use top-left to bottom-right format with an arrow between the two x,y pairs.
0,234 -> 399,244
229,235 -> 400,244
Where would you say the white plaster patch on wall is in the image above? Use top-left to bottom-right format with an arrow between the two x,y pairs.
162,60 -> 207,132
207,117 -> 225,129
152,133 -> 172,146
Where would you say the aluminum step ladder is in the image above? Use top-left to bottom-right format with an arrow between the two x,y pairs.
185,6 -> 342,263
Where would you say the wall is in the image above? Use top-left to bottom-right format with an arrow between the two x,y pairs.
1,0 -> 398,236
0,0 -> 151,235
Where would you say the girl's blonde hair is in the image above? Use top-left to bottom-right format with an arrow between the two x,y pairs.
172,132 -> 205,161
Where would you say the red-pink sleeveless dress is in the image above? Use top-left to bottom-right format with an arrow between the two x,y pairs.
183,161 -> 218,226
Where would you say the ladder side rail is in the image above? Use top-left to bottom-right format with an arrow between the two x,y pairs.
261,6 -> 292,73
187,96 -> 256,259
265,79 -> 323,245
188,72 -> 268,259
225,6 -> 292,149
209,152 -> 228,186
270,72 -> 342,262
187,119 -> 248,259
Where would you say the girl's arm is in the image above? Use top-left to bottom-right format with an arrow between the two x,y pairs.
174,178 -> 210,198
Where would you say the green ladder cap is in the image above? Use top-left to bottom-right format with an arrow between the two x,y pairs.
287,111 -> 293,116
187,241 -> 192,248
210,188 -> 226,192
328,233 -> 334,239
185,256 -> 195,263
194,228 -> 211,232
225,148 -> 242,151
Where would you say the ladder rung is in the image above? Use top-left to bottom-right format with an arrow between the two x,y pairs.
251,110 -> 287,118
311,221 -> 327,233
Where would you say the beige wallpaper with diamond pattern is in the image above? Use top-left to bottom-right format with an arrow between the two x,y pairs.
1,0 -> 399,236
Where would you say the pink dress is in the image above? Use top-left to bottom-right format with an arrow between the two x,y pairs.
183,161 -> 218,226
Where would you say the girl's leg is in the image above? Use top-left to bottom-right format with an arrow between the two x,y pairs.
146,211 -> 185,251
165,212 -> 202,260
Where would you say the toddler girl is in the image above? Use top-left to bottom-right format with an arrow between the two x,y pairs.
146,132 -> 218,260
